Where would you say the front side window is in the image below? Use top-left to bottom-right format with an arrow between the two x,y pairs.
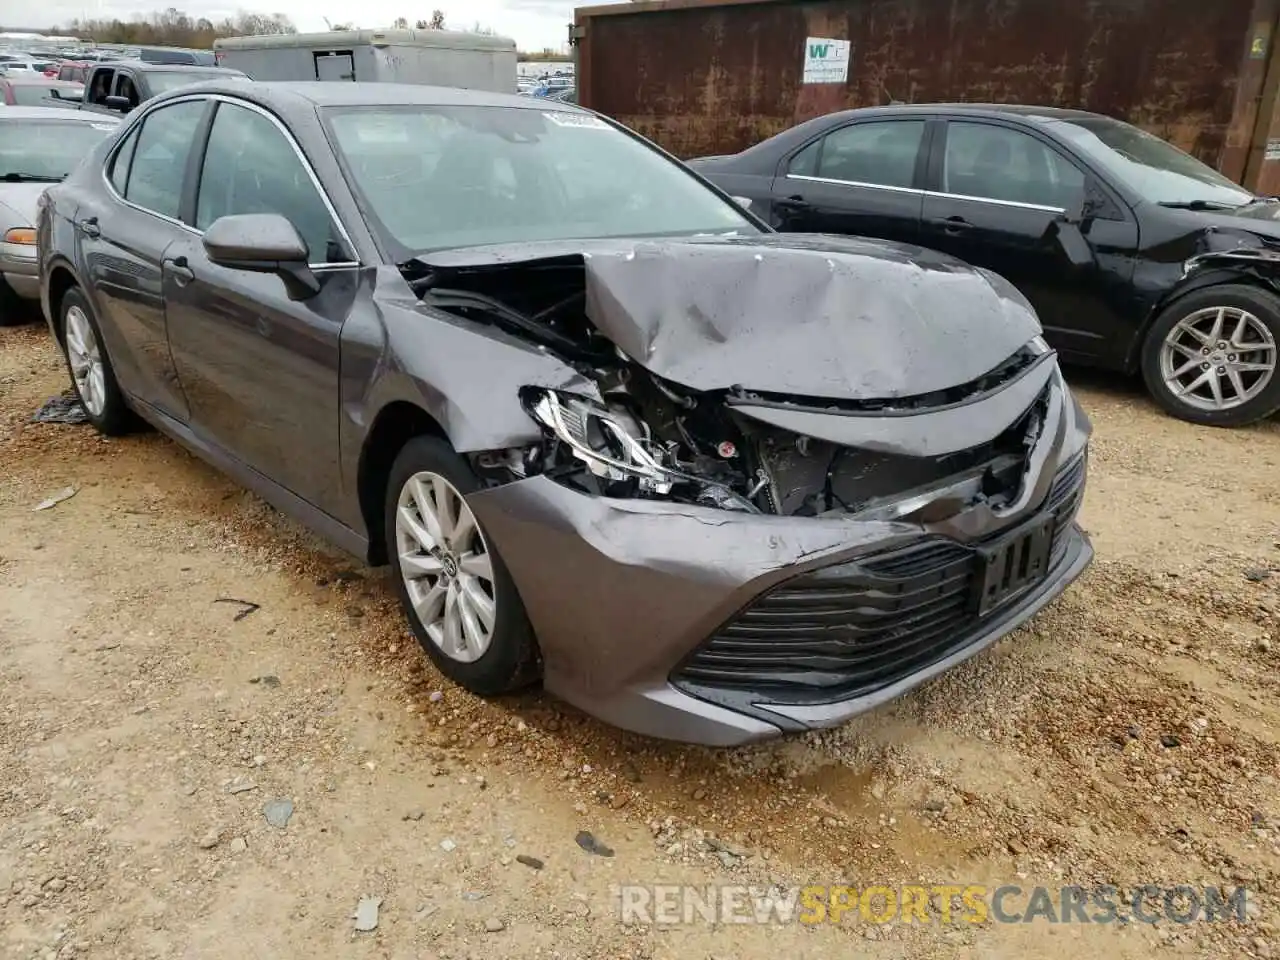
88,69 -> 114,104
0,117 -> 116,181
196,102 -> 342,263
123,99 -> 205,219
324,105 -> 758,258
942,121 -> 1085,209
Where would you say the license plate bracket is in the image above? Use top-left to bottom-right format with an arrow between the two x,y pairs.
974,514 -> 1055,616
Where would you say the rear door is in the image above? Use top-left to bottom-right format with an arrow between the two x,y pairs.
769,118 -> 932,245
75,97 -> 208,421
163,98 -> 359,515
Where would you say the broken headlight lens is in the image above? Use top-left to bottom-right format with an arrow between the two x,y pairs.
520,387 -> 676,494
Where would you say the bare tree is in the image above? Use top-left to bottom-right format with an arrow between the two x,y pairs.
392,16 -> 408,29
429,10 -> 446,29
59,7 -> 297,46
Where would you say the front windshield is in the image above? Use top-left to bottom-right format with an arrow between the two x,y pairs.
146,70 -> 231,94
0,118 -> 116,179
324,105 -> 758,257
1047,115 -> 1253,207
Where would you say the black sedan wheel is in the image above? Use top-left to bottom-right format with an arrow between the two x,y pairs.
1142,284 -> 1280,427
384,435 -> 540,695
59,287 -> 134,435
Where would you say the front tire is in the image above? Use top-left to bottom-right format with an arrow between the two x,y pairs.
59,287 -> 134,435
1141,284 -> 1280,427
384,435 -> 540,696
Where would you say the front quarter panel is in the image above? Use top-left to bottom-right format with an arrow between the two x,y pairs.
337,266 -> 599,526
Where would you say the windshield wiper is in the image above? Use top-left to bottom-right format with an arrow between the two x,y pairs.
0,172 -> 63,183
1157,199 -> 1240,211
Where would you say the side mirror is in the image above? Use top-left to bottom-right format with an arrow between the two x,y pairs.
104,95 -> 132,113
202,213 -> 320,300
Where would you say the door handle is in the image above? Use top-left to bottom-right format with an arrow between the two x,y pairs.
164,256 -> 195,284
774,195 -> 811,212
935,216 -> 973,235
77,216 -> 100,239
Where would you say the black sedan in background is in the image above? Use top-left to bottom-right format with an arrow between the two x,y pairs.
691,105 -> 1280,427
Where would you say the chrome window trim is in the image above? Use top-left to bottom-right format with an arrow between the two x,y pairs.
100,92 -> 363,270
783,174 -> 1065,213
786,173 -> 923,196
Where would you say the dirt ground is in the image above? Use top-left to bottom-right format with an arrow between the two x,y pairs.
1,319 -> 1278,960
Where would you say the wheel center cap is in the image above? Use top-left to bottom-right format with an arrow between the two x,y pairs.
440,553 -> 459,578
1211,353 -> 1225,365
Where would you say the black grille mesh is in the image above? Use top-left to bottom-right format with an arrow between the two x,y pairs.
672,454 -> 1086,703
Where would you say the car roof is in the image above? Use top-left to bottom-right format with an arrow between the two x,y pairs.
3,74 -> 80,85
825,102 -> 1110,123
157,79 -> 585,112
0,105 -> 116,122
96,60 -> 234,73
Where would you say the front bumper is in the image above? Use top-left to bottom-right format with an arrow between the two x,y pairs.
467,438 -> 1091,746
0,240 -> 39,299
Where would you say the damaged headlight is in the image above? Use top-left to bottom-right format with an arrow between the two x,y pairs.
521,387 -> 677,494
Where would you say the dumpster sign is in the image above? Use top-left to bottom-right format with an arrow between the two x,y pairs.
802,37 -> 851,84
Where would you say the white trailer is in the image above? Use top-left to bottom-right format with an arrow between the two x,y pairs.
213,29 -> 517,94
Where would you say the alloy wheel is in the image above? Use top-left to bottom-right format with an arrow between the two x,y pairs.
64,304 -> 106,417
1159,306 -> 1277,412
394,470 -> 497,663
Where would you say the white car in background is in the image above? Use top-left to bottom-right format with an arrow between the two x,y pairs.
0,107 -> 118,322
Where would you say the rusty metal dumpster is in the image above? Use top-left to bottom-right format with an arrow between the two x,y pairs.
572,0 -> 1280,192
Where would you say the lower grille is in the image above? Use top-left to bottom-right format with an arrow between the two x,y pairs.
672,452 -> 1087,704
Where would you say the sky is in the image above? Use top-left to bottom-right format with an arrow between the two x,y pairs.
19,0 -> 623,52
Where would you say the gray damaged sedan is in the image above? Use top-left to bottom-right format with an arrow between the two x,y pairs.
38,82 -> 1092,745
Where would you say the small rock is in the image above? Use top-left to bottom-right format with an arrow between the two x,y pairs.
1127,725 -> 1142,739
692,788 -> 707,801
870,781 -> 886,801
227,779 -> 258,795
440,838 -> 457,852
353,895 -> 382,932
923,797 -> 946,813
610,794 -> 630,810
622,763 -> 641,783
1007,838 -> 1027,855
461,891 -> 488,901
516,854 -> 544,870
180,784 -> 197,797
484,917 -> 506,933
229,837 -> 248,854
402,809 -> 425,822
429,691 -> 443,702
249,675 -> 281,688
263,798 -> 294,828
575,830 -> 614,857
196,829 -> 221,850
1244,569 -> 1272,582
1160,734 -> 1181,749
43,878 -> 66,893
1259,637 -> 1273,653
20,894 -> 38,908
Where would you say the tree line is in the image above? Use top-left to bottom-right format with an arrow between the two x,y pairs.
37,7 -> 567,57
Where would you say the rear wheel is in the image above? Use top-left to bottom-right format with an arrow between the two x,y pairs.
1141,284 -> 1280,427
59,287 -> 134,435
384,435 -> 540,695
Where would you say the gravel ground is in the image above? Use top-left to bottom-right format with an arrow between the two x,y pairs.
1,321 -> 1278,959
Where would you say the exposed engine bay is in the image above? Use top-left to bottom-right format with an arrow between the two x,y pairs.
401,243 -> 1051,520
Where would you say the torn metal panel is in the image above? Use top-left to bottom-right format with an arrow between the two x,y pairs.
726,352 -> 1058,457
578,233 -> 1043,400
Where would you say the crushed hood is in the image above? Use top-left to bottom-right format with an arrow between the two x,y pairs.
420,233 -> 1042,401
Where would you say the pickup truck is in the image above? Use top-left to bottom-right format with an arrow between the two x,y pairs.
77,61 -> 246,115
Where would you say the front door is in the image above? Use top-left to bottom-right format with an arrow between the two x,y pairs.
918,119 -> 1138,365
78,98 -> 208,421
770,118 -> 930,245
164,98 -> 358,515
